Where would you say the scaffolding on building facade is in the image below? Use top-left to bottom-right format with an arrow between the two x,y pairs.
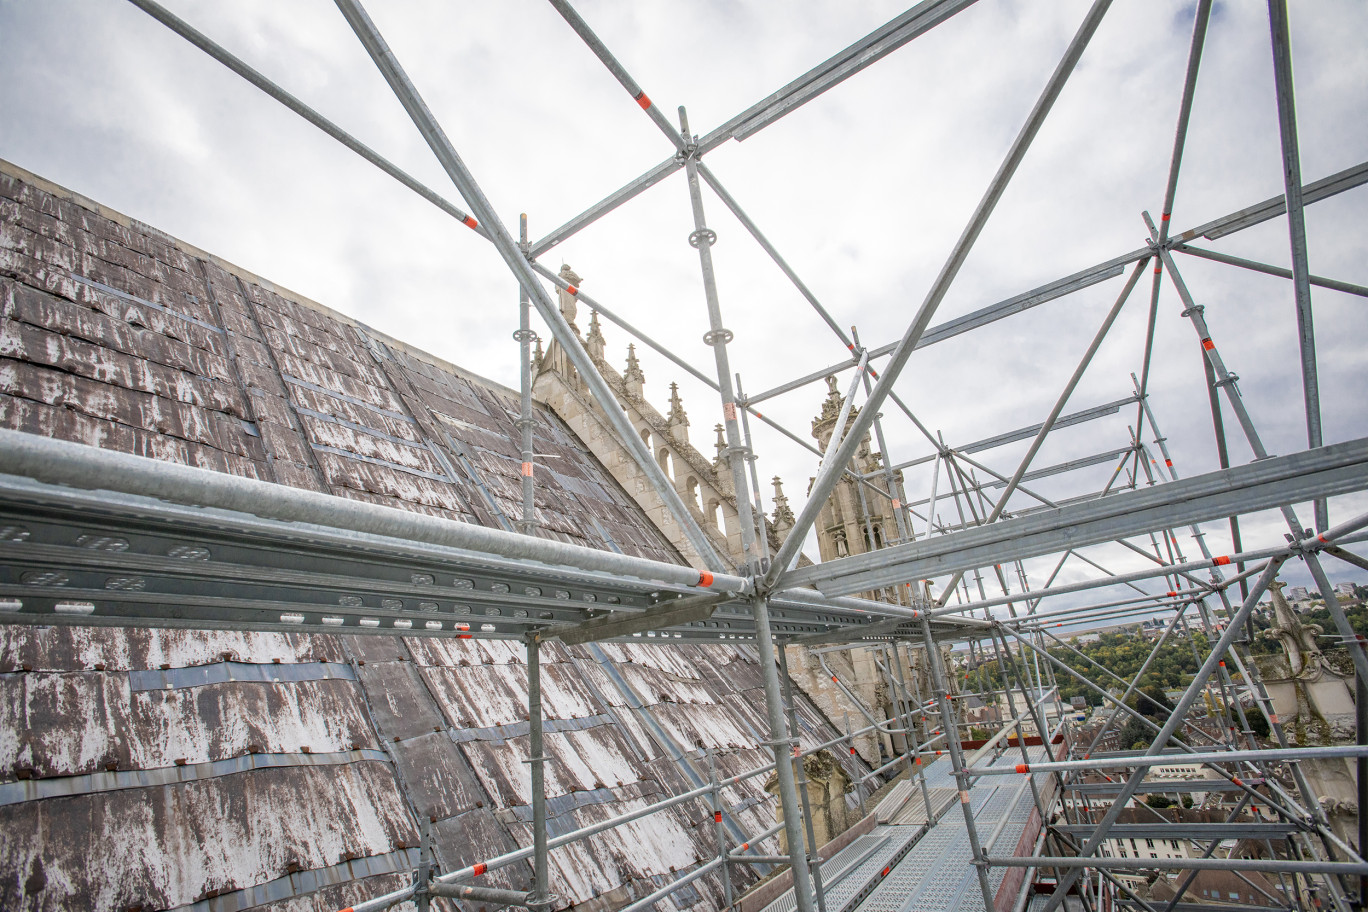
2,1 -> 1367,911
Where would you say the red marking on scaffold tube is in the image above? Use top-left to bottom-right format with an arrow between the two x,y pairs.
1232,777 -> 1243,786
915,757 -> 922,765
1166,592 -> 1177,598
1161,212 -> 1171,222
1165,459 -> 1173,467
339,907 -> 355,912
521,462 -> 534,477
635,91 -> 652,110
1269,713 -> 1279,724
850,747 -> 857,755
1083,754 -> 1090,760
1214,555 -> 1231,566
473,863 -> 488,876
1219,660 -> 1226,667
741,843 -> 749,851
847,343 -> 855,352
697,571 -> 714,588
1015,764 -> 1030,773
868,367 -> 880,379
1201,338 -> 1215,351
1318,533 -> 1328,543
723,402 -> 737,421
754,411 -> 764,419
565,285 -> 578,297
463,215 -> 479,230
1154,264 -> 1162,274
892,498 -> 901,509
881,866 -> 892,878
714,812 -> 722,823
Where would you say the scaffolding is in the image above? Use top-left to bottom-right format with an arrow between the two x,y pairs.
2,1 -> 1367,911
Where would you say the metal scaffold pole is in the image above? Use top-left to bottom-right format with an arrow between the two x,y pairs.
332,0 -> 729,575
517,213 -> 538,536
527,633 -> 553,911
920,613 -> 996,911
779,643 -> 829,912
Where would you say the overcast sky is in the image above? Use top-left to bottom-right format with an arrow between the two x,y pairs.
2,0 -> 1365,607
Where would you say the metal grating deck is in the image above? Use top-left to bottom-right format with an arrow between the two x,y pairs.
853,743 -> 1051,912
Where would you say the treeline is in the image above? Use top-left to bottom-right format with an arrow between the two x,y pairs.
963,628 -> 1210,709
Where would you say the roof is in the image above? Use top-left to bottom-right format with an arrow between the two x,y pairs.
0,161 -> 879,911
0,158 -> 678,564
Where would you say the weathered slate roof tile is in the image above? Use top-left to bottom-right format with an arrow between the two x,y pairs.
0,160 -> 874,912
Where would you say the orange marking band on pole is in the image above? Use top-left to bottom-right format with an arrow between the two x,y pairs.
714,812 -> 722,823
635,92 -> 651,110
1165,459 -> 1173,467
463,215 -> 479,230
697,571 -> 714,588
1016,764 -> 1029,773
1202,338 -> 1215,350
1214,555 -> 1231,565
1161,212 -> 1171,221
565,285 -> 578,296
1318,534 -> 1328,543
521,462 -> 534,477
473,863 -> 488,876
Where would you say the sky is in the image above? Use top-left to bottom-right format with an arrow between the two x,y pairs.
2,0 -> 1366,611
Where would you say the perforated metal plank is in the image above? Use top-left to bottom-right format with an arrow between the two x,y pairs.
759,833 -> 890,912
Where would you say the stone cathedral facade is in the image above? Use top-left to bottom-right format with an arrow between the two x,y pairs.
530,271 -> 938,765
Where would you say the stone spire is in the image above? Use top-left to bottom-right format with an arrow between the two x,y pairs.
585,309 -> 605,360
667,382 -> 690,444
713,424 -> 727,464
811,374 -> 858,452
556,263 -> 582,330
532,336 -> 544,372
623,343 -> 645,398
771,476 -> 795,540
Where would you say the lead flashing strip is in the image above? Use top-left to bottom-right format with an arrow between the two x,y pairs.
128,660 -> 356,692
0,748 -> 389,806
